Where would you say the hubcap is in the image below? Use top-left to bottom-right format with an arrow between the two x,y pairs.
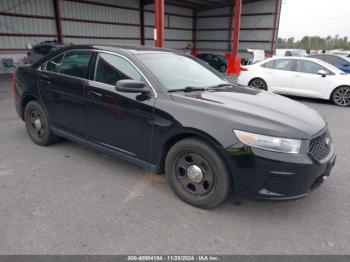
33,118 -> 42,130
29,109 -> 44,138
334,87 -> 350,106
251,79 -> 265,89
186,165 -> 204,183
174,153 -> 215,196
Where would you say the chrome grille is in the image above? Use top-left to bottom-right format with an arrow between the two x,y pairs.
309,132 -> 331,161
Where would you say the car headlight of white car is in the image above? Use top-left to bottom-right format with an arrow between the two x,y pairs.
234,130 -> 302,154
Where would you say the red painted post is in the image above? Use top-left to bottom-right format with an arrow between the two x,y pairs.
227,0 -> 242,75
154,0 -> 165,48
232,0 -> 242,58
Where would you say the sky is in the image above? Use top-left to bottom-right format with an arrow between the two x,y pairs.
278,0 -> 350,40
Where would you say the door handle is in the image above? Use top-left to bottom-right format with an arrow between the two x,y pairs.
40,74 -> 52,85
87,90 -> 103,99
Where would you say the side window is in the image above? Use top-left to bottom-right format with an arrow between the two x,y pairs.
285,51 -> 293,57
261,61 -> 275,69
273,59 -> 294,71
95,53 -> 143,86
46,54 -> 64,73
295,60 -> 329,75
60,52 -> 92,79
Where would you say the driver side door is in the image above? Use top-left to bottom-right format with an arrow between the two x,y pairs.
85,52 -> 155,163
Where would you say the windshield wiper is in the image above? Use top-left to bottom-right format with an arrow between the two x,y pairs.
207,83 -> 237,89
168,86 -> 206,93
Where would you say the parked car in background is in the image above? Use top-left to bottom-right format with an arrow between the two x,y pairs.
14,45 -> 335,208
237,57 -> 350,106
275,49 -> 308,57
27,40 -> 67,64
308,54 -> 350,74
196,53 -> 228,72
241,49 -> 266,65
328,49 -> 350,57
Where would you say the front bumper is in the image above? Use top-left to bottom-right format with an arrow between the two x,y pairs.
224,143 -> 336,201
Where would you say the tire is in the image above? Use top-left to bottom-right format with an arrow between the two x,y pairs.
24,101 -> 58,146
165,138 -> 232,209
248,78 -> 268,90
330,86 -> 350,107
219,65 -> 227,73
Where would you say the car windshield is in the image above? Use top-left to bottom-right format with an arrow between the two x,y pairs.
138,53 -> 228,91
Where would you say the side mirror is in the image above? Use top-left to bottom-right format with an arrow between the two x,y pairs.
317,70 -> 327,77
116,79 -> 151,95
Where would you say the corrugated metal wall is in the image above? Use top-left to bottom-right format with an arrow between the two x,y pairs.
0,0 -> 281,68
61,0 -> 141,46
144,3 -> 193,51
196,0 -> 280,55
0,0 -> 56,51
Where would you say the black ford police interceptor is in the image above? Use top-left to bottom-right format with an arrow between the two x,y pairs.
14,45 -> 336,208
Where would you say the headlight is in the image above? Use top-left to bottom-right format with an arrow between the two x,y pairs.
234,130 -> 302,154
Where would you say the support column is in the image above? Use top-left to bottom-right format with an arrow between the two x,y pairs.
232,0 -> 242,58
154,0 -> 164,48
53,0 -> 63,44
140,0 -> 145,45
192,9 -> 197,51
270,0 -> 281,55
227,0 -> 242,75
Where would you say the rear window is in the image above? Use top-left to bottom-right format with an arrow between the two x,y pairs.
34,45 -> 54,55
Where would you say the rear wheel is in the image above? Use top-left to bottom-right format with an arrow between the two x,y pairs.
165,138 -> 231,209
249,78 -> 267,90
331,86 -> 350,107
25,101 -> 58,146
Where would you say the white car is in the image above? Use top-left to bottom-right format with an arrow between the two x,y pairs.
237,57 -> 350,107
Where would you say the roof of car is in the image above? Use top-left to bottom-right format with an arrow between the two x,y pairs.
309,53 -> 349,59
54,44 -> 182,55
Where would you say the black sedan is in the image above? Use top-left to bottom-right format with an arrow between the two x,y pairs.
14,45 -> 336,208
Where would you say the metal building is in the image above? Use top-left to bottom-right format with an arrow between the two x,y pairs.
0,0 -> 282,72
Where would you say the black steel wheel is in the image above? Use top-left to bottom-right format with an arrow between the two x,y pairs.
165,138 -> 231,209
25,101 -> 58,146
249,78 -> 267,90
331,86 -> 350,107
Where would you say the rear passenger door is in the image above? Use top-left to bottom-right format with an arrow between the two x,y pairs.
39,51 -> 93,138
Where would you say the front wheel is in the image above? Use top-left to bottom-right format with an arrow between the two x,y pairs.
331,86 -> 350,107
165,138 -> 232,209
249,78 -> 267,90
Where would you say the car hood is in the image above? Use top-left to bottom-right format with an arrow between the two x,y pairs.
171,86 -> 326,139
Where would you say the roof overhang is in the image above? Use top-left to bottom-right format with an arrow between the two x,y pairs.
143,0 -> 266,10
